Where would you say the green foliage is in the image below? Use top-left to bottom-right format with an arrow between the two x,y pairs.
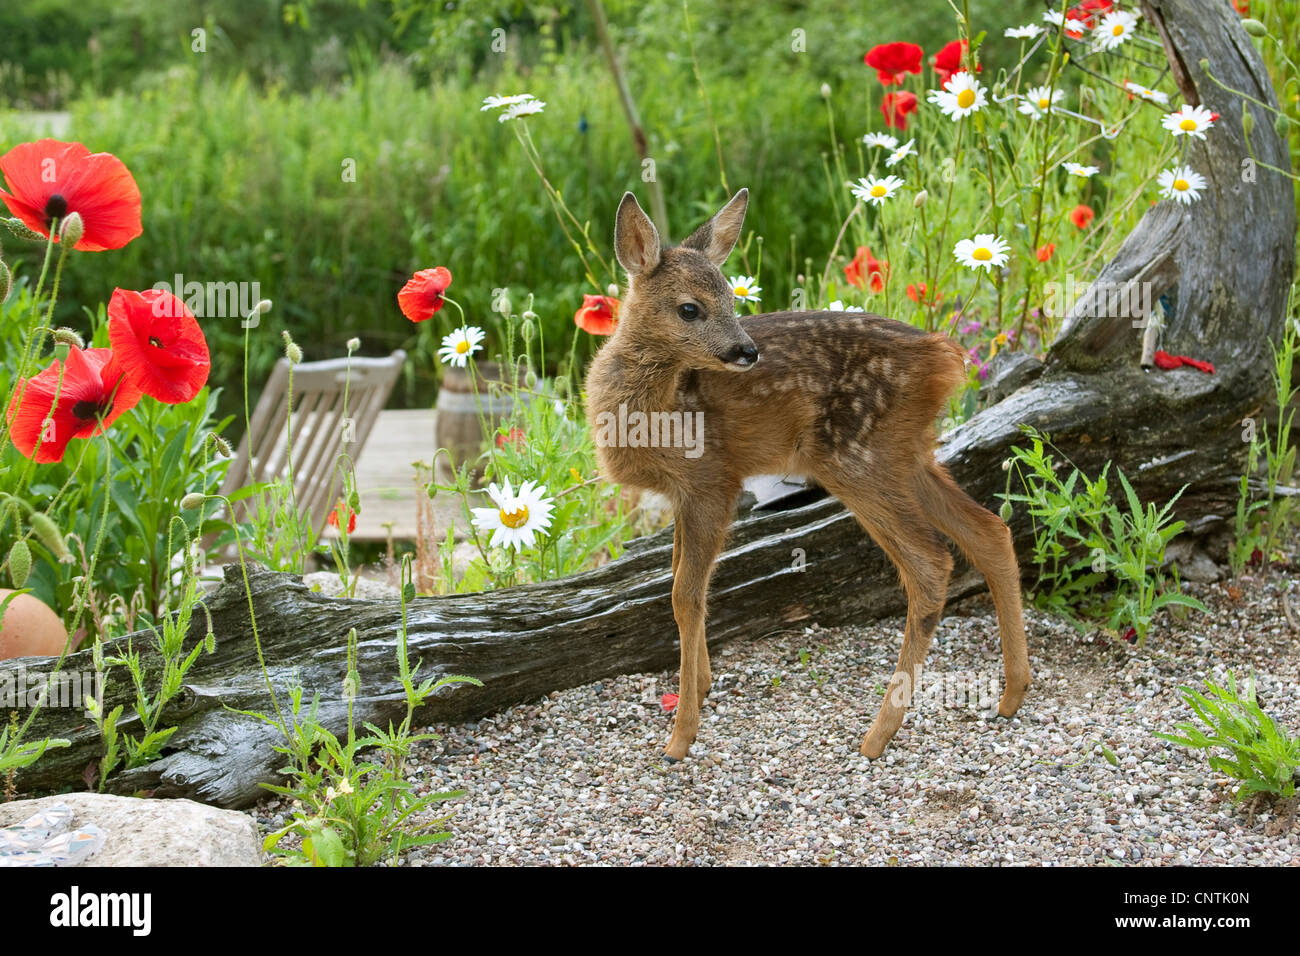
86,516 -> 217,785
1002,427 -> 1207,643
258,560 -> 482,866
1232,300 -> 1299,574
1157,671 -> 1300,804
0,286 -> 235,640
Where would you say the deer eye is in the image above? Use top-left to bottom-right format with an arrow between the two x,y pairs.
677,302 -> 701,321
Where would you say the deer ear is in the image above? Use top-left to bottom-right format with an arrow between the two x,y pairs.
614,192 -> 661,275
681,188 -> 748,267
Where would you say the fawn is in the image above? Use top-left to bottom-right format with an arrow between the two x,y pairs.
586,189 -> 1030,762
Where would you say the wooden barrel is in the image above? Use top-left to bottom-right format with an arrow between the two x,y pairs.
434,361 -> 518,482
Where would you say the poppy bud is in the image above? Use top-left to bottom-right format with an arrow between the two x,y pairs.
212,435 -> 233,457
606,283 -> 620,298
346,337 -> 361,353
282,331 -> 303,365
913,189 -> 928,208
1242,104 -> 1254,137
999,501 -> 1013,522
820,83 -> 832,99
1144,531 -> 1163,555
347,490 -> 361,514
205,630 -> 216,654
521,317 -> 536,341
1241,18 -> 1267,36
1001,458 -> 1011,471
180,492 -> 207,510
59,212 -> 84,247
1198,58 -> 1210,73
53,327 -> 85,350
7,540 -> 32,588
4,217 -> 47,242
0,259 -> 10,303
30,512 -> 71,563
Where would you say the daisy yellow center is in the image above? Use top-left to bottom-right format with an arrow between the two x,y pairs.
1178,118 -> 1198,131
735,286 -> 749,297
1172,178 -> 1190,191
456,340 -> 471,354
957,89 -> 976,109
972,247 -> 992,261
870,184 -> 887,197
1112,24 -> 1125,36
500,505 -> 530,529
1038,97 -> 1050,109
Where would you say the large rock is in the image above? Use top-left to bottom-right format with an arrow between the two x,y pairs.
0,793 -> 263,867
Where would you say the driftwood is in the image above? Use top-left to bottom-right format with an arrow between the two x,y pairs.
4,0 -> 1294,808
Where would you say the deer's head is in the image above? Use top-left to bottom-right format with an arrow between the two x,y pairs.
613,189 -> 758,372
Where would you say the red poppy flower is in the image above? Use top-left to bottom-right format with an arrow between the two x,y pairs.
845,246 -> 888,293
6,347 -> 142,463
880,91 -> 919,130
931,40 -> 979,84
1062,9 -> 1089,38
906,282 -> 942,307
496,427 -> 526,450
0,139 -> 142,252
1036,243 -> 1057,262
107,288 -> 210,405
864,42 -> 923,86
574,294 -> 620,335
1231,0 -> 1248,14
1070,204 -> 1095,229
661,692 -> 679,712
398,267 -> 453,323
327,502 -> 358,534
1073,0 -> 1113,26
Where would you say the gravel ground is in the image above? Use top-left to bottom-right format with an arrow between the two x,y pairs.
257,567 -> 1300,866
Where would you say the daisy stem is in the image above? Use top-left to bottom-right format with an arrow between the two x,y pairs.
1017,21 -> 1069,344
927,120 -> 964,331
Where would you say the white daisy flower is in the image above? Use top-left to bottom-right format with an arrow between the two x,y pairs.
953,234 -> 1011,272
729,275 -> 762,302
862,132 -> 899,150
827,300 -> 865,312
1018,86 -> 1064,120
438,326 -> 486,367
471,478 -> 556,552
1062,161 -> 1100,177
1094,10 -> 1140,50
885,139 -> 917,168
481,93 -> 536,112
500,99 -> 547,122
927,71 -> 987,121
849,174 -> 905,206
1157,165 -> 1207,204
1005,24 -> 1044,39
1123,80 -> 1169,105
1161,103 -> 1216,140
1042,10 -> 1065,25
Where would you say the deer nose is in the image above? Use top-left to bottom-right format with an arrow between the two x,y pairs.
723,343 -> 760,368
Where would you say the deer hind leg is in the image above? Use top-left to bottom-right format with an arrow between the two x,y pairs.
665,501 -> 730,761
838,491 -> 954,758
914,464 -> 1030,718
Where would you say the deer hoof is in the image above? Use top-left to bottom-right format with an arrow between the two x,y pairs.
859,733 -> 888,759
998,684 -> 1028,718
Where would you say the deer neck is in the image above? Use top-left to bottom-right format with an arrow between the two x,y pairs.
589,340 -> 691,419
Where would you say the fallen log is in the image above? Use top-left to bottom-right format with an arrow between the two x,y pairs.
3,0 -> 1294,808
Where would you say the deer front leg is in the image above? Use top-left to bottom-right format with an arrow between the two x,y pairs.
665,506 -> 728,761
673,522 -> 712,700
